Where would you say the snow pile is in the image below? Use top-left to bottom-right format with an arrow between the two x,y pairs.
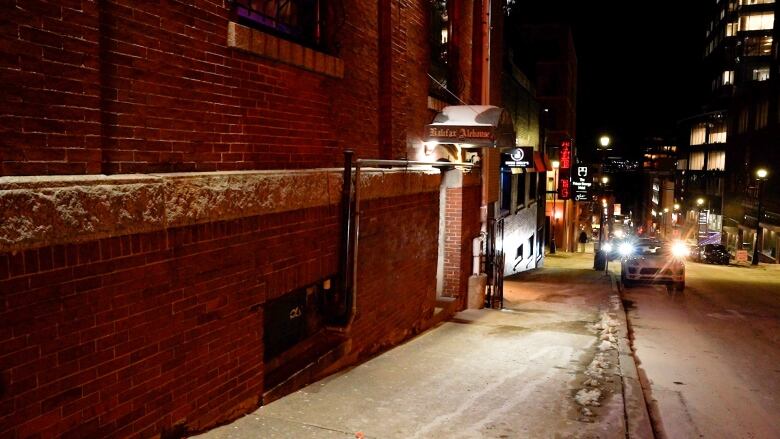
592,311 -> 618,352
575,388 -> 602,406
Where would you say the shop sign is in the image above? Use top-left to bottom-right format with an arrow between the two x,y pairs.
425,125 -> 494,142
501,147 -> 534,168
560,140 -> 572,169
558,178 -> 571,199
572,164 -> 592,201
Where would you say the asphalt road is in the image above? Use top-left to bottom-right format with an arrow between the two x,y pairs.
620,260 -> 780,439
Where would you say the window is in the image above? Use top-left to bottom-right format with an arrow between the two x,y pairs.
429,1 -> 461,101
726,22 -> 737,36
500,170 -> 512,212
708,122 -> 727,143
756,99 -> 769,128
690,123 -> 707,145
231,0 -> 326,50
677,159 -> 688,170
528,173 -> 538,202
738,108 -> 750,133
744,35 -> 773,56
690,151 -> 705,170
740,12 -> 774,31
740,0 -> 775,4
722,70 -> 734,85
752,66 -> 770,81
707,151 -> 726,170
516,173 -> 527,208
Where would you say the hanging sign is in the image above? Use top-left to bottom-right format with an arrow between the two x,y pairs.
501,147 -> 534,168
572,164 -> 592,201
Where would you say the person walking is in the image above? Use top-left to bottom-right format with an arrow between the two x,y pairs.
578,229 -> 588,253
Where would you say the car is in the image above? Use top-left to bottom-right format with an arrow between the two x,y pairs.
695,244 -> 730,265
620,240 -> 686,291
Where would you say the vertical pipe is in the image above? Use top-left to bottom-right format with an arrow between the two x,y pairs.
340,150 -> 354,319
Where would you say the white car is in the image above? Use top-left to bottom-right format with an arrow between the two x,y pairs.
620,241 -> 686,291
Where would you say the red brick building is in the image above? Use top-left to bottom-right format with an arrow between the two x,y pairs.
0,1 -> 502,437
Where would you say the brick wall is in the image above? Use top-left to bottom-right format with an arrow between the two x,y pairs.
1,0 -> 441,176
442,182 -> 481,303
0,173 -> 441,438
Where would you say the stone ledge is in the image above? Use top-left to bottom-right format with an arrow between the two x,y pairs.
227,22 -> 344,79
0,168 -> 441,253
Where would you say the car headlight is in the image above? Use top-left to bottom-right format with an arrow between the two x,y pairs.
671,241 -> 689,258
618,242 -> 634,257
602,242 -> 613,253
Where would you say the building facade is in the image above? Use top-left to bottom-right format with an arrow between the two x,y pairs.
678,0 -> 779,259
0,1 -> 514,437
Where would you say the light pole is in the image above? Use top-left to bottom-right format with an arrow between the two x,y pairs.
753,168 -> 768,265
550,160 -> 560,254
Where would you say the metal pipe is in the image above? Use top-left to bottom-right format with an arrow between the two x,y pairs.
355,159 -> 476,168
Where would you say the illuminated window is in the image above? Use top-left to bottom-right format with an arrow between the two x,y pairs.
756,100 -> 769,129
722,70 -> 734,85
690,152 -> 705,170
726,22 -> 737,36
677,159 -> 688,170
690,123 -> 707,145
231,0 -> 327,50
744,36 -> 773,56
707,151 -> 726,170
708,122 -> 727,143
740,0 -> 774,4
740,12 -> 774,31
752,66 -> 770,81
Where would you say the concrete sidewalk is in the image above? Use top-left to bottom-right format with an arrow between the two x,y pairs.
195,253 -> 651,439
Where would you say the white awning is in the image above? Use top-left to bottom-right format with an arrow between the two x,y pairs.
424,105 -> 516,149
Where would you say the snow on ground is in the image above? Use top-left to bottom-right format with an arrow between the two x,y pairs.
621,262 -> 780,439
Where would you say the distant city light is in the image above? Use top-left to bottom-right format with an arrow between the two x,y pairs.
599,135 -> 611,148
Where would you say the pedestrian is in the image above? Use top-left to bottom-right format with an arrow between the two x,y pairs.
578,229 -> 588,253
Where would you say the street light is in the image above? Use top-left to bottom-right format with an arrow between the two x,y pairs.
599,135 -> 611,149
753,168 -> 769,265
550,160 -> 560,254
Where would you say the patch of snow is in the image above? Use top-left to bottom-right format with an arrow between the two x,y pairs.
575,388 -> 601,406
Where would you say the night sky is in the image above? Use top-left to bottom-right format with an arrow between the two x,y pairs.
508,0 -> 710,160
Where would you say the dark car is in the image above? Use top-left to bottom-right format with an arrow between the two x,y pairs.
695,244 -> 730,265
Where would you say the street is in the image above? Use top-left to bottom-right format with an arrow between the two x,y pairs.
620,260 -> 780,439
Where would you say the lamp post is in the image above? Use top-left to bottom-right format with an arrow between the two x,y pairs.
753,168 -> 768,265
550,160 -> 560,254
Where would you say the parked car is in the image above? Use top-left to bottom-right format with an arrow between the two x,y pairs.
621,241 -> 686,291
694,244 -> 730,265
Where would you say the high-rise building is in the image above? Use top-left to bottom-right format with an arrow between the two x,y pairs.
678,0 -> 779,260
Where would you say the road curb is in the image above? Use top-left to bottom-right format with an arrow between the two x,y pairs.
609,274 -> 655,439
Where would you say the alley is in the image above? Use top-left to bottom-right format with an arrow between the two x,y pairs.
621,261 -> 780,439
196,254 -> 637,438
